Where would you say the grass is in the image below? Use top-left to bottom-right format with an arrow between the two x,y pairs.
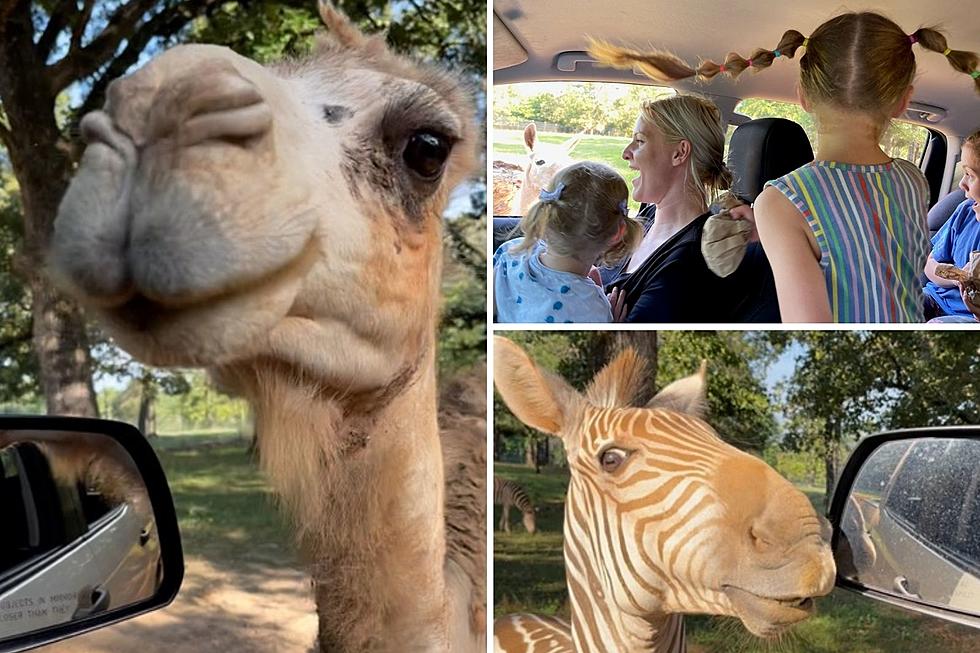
493,130 -> 640,211
153,439 -> 295,565
493,462 -> 980,652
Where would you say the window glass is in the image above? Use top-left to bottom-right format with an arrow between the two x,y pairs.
734,98 -> 931,165
492,82 -> 674,216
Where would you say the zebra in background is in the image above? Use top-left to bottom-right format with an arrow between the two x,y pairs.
494,476 -> 537,534
492,337 -> 836,653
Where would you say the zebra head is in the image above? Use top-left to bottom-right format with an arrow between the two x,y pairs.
494,337 -> 836,644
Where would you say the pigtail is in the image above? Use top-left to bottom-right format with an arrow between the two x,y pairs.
599,215 -> 644,267
514,199 -> 558,255
587,38 -> 699,83
913,27 -> 980,95
591,29 -> 807,84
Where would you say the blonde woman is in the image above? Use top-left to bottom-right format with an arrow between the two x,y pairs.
604,95 -> 779,322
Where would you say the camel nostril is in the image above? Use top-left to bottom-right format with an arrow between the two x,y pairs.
179,101 -> 273,147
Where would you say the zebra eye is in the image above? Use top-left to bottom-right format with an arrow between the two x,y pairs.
599,448 -> 627,473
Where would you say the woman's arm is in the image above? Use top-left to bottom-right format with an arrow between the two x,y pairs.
754,186 -> 832,322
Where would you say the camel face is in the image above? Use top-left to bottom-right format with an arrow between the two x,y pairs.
50,15 -> 476,393
565,405 -> 836,637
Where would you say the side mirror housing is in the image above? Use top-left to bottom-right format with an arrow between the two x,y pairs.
0,417 -> 183,652
829,428 -> 980,630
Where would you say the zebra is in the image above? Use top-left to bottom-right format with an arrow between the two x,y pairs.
494,476 -> 537,534
492,337 -> 836,653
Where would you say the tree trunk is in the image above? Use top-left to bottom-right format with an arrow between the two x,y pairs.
1,1 -> 98,417
524,434 -> 536,468
138,379 -> 156,437
823,440 -> 839,511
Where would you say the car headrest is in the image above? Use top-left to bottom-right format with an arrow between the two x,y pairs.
927,188 -> 967,233
728,118 -> 814,204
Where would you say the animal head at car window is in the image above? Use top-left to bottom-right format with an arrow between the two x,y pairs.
513,160 -> 642,267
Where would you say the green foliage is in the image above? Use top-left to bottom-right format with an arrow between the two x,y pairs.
438,216 -> 486,376
494,82 -> 673,135
0,168 -> 35,402
659,332 -> 776,452
190,0 -> 485,75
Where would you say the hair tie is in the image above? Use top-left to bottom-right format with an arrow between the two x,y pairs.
908,34 -> 918,44
719,64 -> 727,73
802,37 -> 809,48
772,49 -> 781,58
538,182 -> 565,202
618,200 -> 629,216
747,58 -> 754,67
972,71 -> 980,79
943,47 -> 952,56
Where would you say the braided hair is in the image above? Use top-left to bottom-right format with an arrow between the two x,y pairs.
589,11 -> 980,121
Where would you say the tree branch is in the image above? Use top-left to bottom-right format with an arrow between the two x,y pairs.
47,0 -> 160,93
71,0 -> 97,52
37,0 -> 77,61
73,2 -> 210,126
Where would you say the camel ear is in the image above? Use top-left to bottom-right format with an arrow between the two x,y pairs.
647,360 -> 708,418
524,123 -> 537,150
494,337 -> 579,436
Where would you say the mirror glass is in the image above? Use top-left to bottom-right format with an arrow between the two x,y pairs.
837,437 -> 980,615
0,429 -> 162,641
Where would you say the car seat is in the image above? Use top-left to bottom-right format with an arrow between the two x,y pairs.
928,188 -> 967,238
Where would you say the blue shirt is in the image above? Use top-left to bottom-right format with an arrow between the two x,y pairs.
923,199 -> 980,317
493,238 -> 612,323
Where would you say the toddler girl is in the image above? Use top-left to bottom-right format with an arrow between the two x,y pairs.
493,161 -> 641,323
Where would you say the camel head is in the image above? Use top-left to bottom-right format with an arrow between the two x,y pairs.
494,337 -> 836,640
49,3 -> 478,394
519,123 -> 580,214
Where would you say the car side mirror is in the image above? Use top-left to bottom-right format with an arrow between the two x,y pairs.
0,417 -> 183,652
828,428 -> 980,630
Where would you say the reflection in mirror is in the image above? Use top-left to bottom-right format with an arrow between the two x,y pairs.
0,430 -> 161,641
837,438 -> 980,615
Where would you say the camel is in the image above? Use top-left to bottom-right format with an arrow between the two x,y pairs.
492,123 -> 581,215
47,4 -> 485,652
493,337 -> 835,652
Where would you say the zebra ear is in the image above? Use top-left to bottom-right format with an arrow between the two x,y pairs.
646,360 -> 708,418
494,336 -> 579,436
586,348 -> 648,408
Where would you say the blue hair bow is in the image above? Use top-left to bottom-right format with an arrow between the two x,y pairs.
538,182 -> 566,202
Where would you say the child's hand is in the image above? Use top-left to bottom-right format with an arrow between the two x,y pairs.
728,203 -> 759,243
588,266 -> 603,287
607,287 -> 629,322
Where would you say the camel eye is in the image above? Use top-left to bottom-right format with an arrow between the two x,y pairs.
599,448 -> 627,473
403,130 -> 451,180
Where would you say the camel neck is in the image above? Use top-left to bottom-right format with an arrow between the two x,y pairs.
229,350 -> 447,652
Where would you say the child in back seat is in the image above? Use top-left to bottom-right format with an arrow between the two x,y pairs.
493,161 -> 642,323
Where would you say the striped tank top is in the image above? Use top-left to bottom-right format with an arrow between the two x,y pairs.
767,159 -> 930,322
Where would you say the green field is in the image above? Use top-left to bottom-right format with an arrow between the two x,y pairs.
493,130 -> 640,212
153,438 -> 295,564
493,462 -> 980,652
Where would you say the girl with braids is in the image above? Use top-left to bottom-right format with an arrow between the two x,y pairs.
493,161 -> 642,323
591,11 -> 980,322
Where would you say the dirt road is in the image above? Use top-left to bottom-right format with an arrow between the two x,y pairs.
38,555 -> 317,653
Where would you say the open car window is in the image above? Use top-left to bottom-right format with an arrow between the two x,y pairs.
493,82 -> 675,216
